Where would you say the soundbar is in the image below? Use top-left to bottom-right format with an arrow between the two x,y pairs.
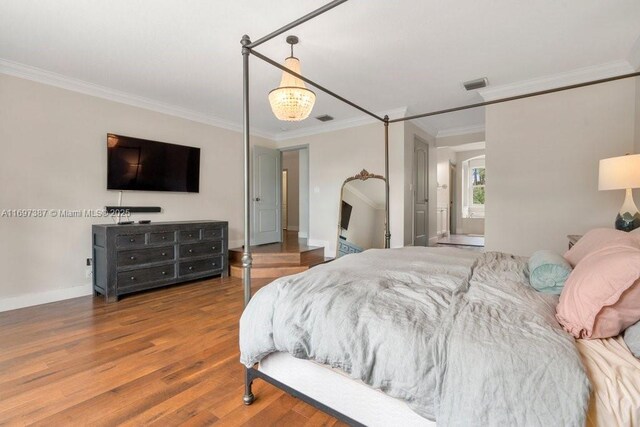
105,206 -> 162,214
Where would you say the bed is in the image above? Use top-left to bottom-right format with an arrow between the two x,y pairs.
237,3 -> 640,424
240,247 -> 606,425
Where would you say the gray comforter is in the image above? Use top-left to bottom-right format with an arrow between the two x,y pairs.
240,247 -> 589,426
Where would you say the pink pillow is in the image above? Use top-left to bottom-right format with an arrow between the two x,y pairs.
557,241 -> 640,339
564,228 -> 634,267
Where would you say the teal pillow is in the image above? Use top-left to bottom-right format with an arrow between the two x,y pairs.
528,250 -> 572,295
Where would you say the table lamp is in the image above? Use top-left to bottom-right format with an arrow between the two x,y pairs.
598,153 -> 640,231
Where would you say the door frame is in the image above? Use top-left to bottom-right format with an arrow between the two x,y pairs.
449,161 -> 457,235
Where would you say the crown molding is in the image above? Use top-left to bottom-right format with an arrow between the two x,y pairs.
273,107 -> 408,141
436,124 -> 485,138
0,58 -> 277,140
344,184 -> 384,210
629,36 -> 640,70
478,60 -> 635,102
405,120 -> 439,139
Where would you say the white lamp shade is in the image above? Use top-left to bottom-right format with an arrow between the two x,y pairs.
269,57 -> 316,121
598,154 -> 640,191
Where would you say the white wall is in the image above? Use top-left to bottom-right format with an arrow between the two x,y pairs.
456,149 -> 486,235
281,150 -> 300,230
485,78 -> 636,256
277,122 -> 407,256
0,74 -> 273,311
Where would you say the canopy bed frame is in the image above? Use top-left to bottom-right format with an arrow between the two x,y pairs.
239,0 -> 640,422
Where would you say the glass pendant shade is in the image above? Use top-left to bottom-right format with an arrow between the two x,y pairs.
269,56 -> 316,121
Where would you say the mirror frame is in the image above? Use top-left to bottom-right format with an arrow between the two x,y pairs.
336,169 -> 387,257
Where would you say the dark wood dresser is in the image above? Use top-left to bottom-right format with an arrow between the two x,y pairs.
92,221 -> 228,302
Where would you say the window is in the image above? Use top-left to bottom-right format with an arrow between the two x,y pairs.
462,156 -> 485,218
471,167 -> 485,206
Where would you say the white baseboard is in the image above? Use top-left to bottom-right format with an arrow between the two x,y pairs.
0,284 -> 93,313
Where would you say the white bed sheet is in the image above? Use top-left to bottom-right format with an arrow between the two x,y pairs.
259,352 -> 435,427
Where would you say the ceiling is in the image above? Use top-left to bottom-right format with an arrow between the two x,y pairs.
1,0 -> 639,139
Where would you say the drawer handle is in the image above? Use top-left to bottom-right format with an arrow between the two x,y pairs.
130,276 -> 136,281
130,256 -> 136,260
211,246 -> 216,250
188,266 -> 194,271
129,238 -> 135,243
188,249 -> 193,253
188,234 -> 193,238
161,271 -> 167,275
162,236 -> 167,240
161,252 -> 167,256
212,262 -> 216,266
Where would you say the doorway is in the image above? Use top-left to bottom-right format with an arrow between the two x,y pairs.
413,137 -> 429,246
251,146 -> 310,245
281,151 -> 299,234
435,141 -> 486,249
280,146 -> 310,242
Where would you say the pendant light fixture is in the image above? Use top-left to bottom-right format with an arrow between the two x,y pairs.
268,35 -> 316,121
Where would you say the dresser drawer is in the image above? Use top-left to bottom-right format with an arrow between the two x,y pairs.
202,227 -> 223,240
148,231 -> 176,244
180,241 -> 223,259
118,264 -> 175,288
116,234 -> 146,248
179,229 -> 201,242
117,246 -> 175,267
179,256 -> 223,277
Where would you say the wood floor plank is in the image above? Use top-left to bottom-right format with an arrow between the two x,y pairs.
0,278 -> 345,426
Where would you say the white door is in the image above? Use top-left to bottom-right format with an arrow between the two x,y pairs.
414,138 -> 429,246
252,146 -> 281,245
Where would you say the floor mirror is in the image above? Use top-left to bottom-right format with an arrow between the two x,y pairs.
336,170 -> 387,258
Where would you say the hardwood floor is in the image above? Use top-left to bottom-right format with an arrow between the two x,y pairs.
0,278 -> 346,426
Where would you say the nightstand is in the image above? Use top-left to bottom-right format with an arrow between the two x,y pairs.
567,235 -> 582,250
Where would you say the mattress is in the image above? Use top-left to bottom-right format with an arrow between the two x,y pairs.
259,352 -> 435,427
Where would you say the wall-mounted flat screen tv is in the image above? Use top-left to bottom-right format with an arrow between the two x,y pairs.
107,133 -> 200,193
341,200 -> 353,230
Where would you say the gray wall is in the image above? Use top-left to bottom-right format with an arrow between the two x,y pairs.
636,76 -> 640,153
0,73 -> 274,310
485,78 -> 636,256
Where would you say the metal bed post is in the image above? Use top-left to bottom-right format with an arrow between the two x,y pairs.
384,116 -> 391,249
240,34 -> 255,406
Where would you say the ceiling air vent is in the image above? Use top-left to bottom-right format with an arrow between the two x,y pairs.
463,77 -> 489,91
315,114 -> 334,122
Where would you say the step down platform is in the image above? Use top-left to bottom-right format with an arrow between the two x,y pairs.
229,241 -> 326,279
